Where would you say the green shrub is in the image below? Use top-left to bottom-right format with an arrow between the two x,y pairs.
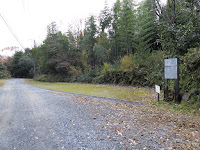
143,51 -> 164,87
35,74 -> 68,82
180,48 -> 200,104
101,63 -> 110,75
0,70 -> 10,79
96,52 -> 164,87
120,55 -> 137,71
69,66 -> 81,77
35,74 -> 49,82
77,69 -> 100,83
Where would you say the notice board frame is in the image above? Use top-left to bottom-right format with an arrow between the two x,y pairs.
164,58 -> 180,103
164,58 -> 178,79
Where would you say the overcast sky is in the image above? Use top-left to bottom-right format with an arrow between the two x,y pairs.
0,0 -> 166,56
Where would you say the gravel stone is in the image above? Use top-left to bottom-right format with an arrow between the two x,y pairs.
0,79 -> 186,150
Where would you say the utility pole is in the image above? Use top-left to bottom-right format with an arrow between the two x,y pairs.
33,40 -> 36,80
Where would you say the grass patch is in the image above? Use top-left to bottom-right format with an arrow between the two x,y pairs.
26,79 -> 200,115
26,79 -> 156,104
152,98 -> 200,115
0,79 -> 9,87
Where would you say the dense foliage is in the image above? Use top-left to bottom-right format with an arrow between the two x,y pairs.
6,51 -> 33,78
0,62 -> 9,79
5,0 -> 200,105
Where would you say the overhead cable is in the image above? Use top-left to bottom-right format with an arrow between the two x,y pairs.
0,13 -> 25,50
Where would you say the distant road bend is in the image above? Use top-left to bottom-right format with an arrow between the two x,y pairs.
0,79 -> 184,150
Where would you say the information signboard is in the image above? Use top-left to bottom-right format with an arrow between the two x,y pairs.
155,85 -> 160,94
164,58 -> 178,79
164,58 -> 180,103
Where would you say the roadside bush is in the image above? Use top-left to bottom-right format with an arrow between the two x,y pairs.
0,70 -> 10,79
7,52 -> 33,78
120,55 -> 137,71
96,51 -> 164,87
180,48 -> 200,104
77,69 -> 100,83
101,63 -> 110,75
35,74 -> 68,82
143,51 -> 164,87
34,48 -> 199,108
35,74 -> 50,82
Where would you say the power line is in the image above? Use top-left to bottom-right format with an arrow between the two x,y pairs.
0,13 -> 25,50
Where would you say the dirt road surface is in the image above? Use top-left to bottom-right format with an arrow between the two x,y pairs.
0,79 -> 195,150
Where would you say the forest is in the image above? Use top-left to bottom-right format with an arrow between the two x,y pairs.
1,0 -> 200,105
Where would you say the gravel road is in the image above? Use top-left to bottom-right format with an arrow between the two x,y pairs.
0,79 -> 185,150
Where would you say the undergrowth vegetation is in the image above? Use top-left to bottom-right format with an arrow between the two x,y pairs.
0,70 -> 10,79
4,0 -> 200,112
97,51 -> 164,87
180,48 -> 200,107
34,48 -> 200,112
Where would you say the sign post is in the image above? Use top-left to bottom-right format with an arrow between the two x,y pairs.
155,85 -> 160,102
164,58 -> 180,103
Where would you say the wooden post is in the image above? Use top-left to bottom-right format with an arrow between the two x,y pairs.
164,79 -> 168,101
174,79 -> 180,103
164,59 -> 167,101
174,58 -> 180,103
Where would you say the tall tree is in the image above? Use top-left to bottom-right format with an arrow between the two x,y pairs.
119,0 -> 136,56
7,51 -> 33,78
110,0 -> 122,60
136,0 -> 158,55
185,0 -> 200,48
159,0 -> 199,55
93,32 -> 110,66
68,19 -> 84,48
35,24 -> 83,76
99,1 -> 112,33
38,22 -> 71,74
82,15 -> 97,67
